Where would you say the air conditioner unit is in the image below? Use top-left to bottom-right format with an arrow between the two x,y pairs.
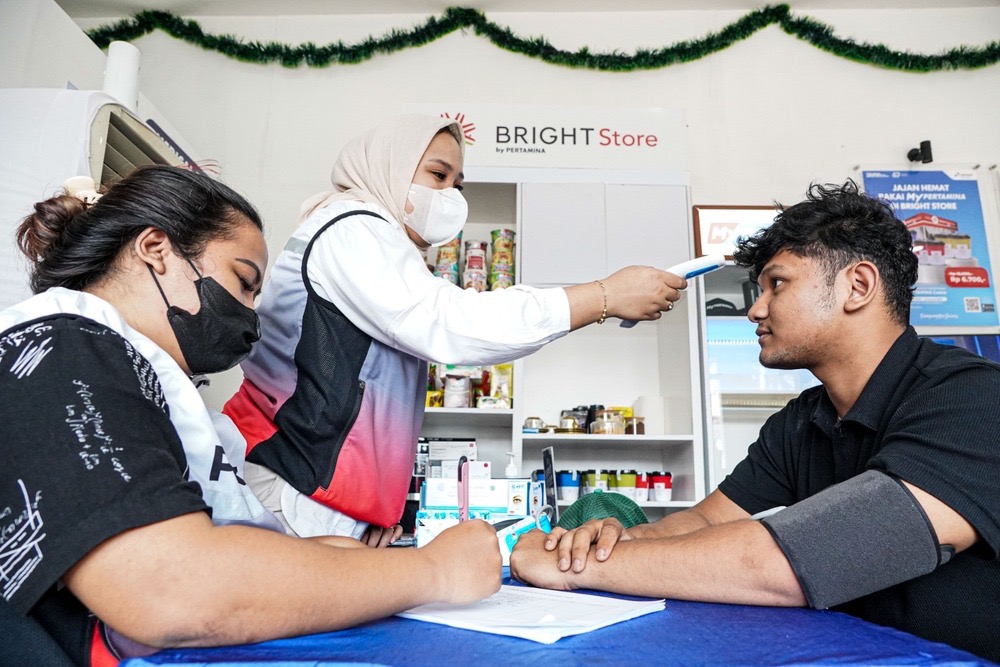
0,88 -> 196,309
91,99 -> 187,185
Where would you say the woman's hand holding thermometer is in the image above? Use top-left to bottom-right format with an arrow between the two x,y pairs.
619,254 -> 727,328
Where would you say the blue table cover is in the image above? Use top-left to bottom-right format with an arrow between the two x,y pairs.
123,572 -> 995,667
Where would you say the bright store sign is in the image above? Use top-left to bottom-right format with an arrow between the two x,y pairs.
404,103 -> 687,171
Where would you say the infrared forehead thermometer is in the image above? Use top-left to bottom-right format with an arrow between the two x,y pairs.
620,254 -> 727,328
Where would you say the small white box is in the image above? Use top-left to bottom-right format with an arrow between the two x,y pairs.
470,460 -> 492,479
436,460 -> 491,479
528,480 -> 545,516
507,480 -> 529,515
426,437 -> 477,463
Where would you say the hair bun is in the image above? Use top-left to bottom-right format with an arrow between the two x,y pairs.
17,192 -> 89,262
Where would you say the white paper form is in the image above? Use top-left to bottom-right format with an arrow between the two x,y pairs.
397,585 -> 665,644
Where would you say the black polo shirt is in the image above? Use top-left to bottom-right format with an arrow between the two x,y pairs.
719,327 -> 1000,662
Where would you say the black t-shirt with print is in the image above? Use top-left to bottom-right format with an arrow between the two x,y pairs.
0,315 -> 208,662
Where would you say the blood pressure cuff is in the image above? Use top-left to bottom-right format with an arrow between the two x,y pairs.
760,470 -> 946,610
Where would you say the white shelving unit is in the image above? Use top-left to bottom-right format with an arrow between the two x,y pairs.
419,172 -> 708,516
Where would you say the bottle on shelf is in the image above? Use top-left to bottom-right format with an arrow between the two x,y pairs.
505,452 -> 519,478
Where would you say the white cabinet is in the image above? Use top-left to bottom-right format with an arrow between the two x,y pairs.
520,183 -> 605,287
520,183 -> 690,287
420,177 -> 708,515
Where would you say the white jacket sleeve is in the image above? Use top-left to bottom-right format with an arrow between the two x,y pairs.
305,212 -> 571,366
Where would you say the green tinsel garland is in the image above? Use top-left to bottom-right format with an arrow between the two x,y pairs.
86,4 -> 1000,73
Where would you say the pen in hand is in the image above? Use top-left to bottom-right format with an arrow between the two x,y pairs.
457,455 -> 470,523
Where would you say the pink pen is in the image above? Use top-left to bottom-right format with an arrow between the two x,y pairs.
457,455 -> 470,523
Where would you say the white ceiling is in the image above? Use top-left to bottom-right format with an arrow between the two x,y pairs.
55,0 -> 1000,18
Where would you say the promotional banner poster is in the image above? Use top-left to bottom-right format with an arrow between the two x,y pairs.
403,104 -> 687,172
862,169 -> 997,328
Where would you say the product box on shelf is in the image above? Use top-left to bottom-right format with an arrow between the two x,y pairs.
412,439 -> 429,477
434,460 -> 492,479
420,478 -> 542,517
422,437 -> 477,478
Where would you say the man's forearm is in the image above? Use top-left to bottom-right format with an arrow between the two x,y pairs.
627,507 -> 714,539
515,519 -> 805,606
628,490 -> 750,540
588,520 -> 803,605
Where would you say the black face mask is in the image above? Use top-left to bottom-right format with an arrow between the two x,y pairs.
148,261 -> 261,375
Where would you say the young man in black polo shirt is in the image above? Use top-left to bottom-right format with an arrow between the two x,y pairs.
510,181 -> 1000,662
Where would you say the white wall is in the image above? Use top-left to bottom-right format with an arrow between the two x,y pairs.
0,0 -> 107,90
7,2 -> 1000,408
64,7 -> 1000,225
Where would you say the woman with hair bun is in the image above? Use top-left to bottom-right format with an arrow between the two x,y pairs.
0,165 -> 501,665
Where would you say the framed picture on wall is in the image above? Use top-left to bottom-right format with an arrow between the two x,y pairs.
692,205 -> 778,259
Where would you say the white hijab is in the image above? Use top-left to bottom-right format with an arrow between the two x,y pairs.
300,114 -> 464,225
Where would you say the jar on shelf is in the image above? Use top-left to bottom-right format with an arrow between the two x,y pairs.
523,416 -> 544,431
442,374 -> 471,408
624,416 -> 645,435
585,404 -> 605,431
588,409 -> 625,435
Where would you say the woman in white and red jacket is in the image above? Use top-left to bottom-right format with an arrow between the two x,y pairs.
224,114 -> 687,545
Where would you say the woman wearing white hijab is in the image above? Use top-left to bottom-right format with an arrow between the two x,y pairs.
224,114 -> 684,544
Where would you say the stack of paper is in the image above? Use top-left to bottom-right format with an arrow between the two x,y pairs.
397,585 -> 665,644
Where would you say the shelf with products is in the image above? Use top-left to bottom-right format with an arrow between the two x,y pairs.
517,295 -> 705,506
417,182 -> 523,476
521,434 -> 695,448
418,176 -> 708,517
423,407 -> 515,428
530,447 -> 699,507
423,181 -> 518,293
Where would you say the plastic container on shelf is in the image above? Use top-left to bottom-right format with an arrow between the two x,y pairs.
650,471 -> 673,502
581,469 -> 608,494
588,410 -> 624,435
609,469 -> 637,499
442,374 -> 471,408
635,472 -> 650,502
556,470 -> 580,501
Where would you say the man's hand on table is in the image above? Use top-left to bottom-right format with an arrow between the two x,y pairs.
510,517 -> 667,587
509,529 -> 579,589
544,517 -> 647,572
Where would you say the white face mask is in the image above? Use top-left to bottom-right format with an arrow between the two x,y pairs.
403,183 -> 468,247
